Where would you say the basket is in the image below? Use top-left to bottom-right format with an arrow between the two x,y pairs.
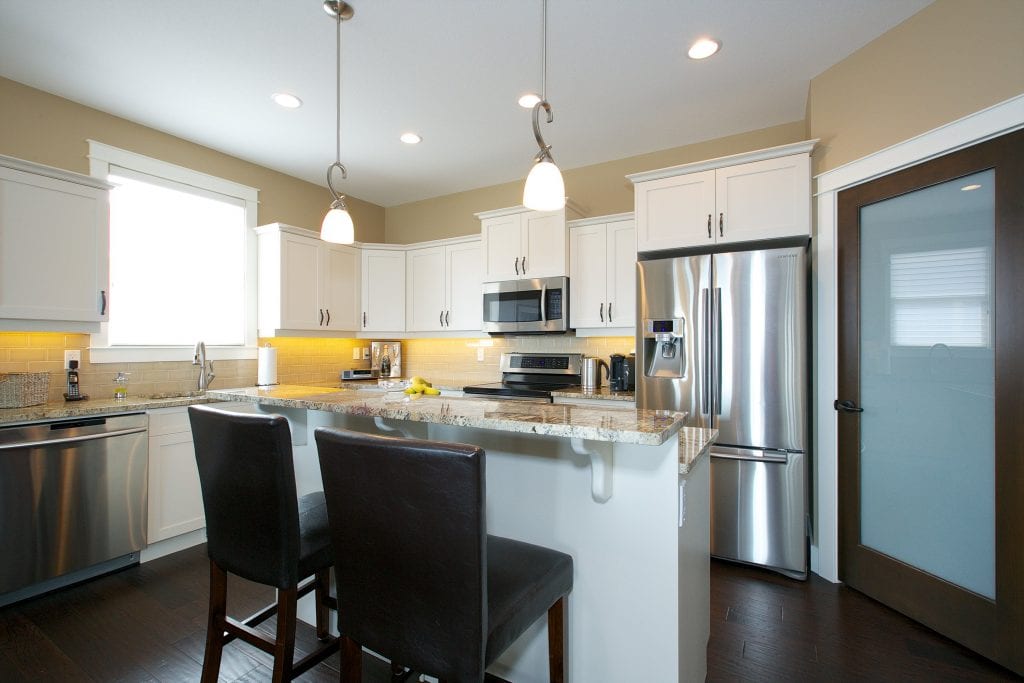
0,372 -> 51,408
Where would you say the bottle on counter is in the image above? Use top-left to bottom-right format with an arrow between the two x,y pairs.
380,350 -> 391,378
113,371 -> 130,400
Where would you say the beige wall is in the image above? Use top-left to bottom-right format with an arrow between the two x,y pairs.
807,0 -> 1024,175
384,121 -> 808,244
0,77 -> 385,241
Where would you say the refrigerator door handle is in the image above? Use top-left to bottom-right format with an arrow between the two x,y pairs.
713,287 -> 722,415
710,449 -> 789,464
701,287 -> 710,416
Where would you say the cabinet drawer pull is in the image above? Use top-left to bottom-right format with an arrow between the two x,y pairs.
706,214 -> 712,239
719,212 -> 724,237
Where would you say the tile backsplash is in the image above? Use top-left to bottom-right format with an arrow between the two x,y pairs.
0,332 -> 634,403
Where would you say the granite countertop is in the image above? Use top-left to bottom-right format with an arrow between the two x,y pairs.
207,385 -> 689,446
549,386 -> 635,401
0,393 -> 214,426
678,427 -> 716,474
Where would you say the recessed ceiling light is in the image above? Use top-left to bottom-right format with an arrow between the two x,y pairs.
400,132 -> 422,145
687,38 -> 720,60
271,92 -> 302,109
518,93 -> 541,108
961,183 -> 982,191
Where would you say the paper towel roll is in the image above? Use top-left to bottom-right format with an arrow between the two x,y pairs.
257,346 -> 278,386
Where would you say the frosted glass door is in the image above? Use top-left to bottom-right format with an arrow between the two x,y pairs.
858,170 -> 994,598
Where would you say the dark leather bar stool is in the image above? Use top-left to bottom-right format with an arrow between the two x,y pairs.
189,404 -> 340,682
314,427 -> 574,683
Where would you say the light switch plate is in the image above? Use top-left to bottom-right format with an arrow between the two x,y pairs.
362,348 -> 370,360
64,349 -> 81,369
477,348 -> 485,362
352,348 -> 360,360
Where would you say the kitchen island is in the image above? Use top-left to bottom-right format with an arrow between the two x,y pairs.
207,385 -> 716,683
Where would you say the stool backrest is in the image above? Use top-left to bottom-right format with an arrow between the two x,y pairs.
189,405 -> 301,589
314,428 -> 487,682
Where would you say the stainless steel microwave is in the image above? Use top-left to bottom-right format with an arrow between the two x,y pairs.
482,276 -> 569,334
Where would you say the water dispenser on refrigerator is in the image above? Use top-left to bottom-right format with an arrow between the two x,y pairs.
642,318 -> 686,379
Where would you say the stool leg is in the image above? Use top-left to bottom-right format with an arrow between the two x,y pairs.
547,596 -> 566,683
201,561 -> 227,683
272,587 -> 297,683
341,635 -> 362,683
314,568 -> 331,641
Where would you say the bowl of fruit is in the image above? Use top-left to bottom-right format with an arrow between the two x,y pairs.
404,376 -> 440,397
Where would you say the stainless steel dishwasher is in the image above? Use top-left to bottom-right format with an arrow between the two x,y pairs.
0,412 -> 148,605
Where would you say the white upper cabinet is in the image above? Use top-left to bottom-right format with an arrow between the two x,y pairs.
406,237 -> 483,332
256,223 -> 360,335
361,247 -> 406,332
478,206 -> 578,281
629,141 -> 815,252
569,214 -> 636,331
0,156 -> 110,327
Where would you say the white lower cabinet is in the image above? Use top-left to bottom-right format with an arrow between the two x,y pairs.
569,214 -> 636,332
406,237 -> 482,332
147,407 -> 204,544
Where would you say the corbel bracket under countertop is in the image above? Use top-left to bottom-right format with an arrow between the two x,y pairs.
570,437 -> 614,503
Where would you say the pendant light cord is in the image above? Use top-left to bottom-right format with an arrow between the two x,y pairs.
541,0 -> 547,101
335,12 -> 341,165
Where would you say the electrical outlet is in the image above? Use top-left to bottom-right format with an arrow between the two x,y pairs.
64,350 -> 81,369
352,347 -> 361,360
477,348 -> 485,362
362,347 -> 370,360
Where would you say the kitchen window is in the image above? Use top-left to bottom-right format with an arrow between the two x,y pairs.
88,141 -> 258,363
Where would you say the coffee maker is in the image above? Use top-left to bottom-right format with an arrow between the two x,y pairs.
609,353 -> 636,392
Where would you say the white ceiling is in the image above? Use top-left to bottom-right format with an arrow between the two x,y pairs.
0,0 -> 932,207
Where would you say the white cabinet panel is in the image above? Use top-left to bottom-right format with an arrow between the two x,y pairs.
522,210 -> 566,279
147,408 -> 204,544
321,243 -> 360,330
406,245 -> 446,331
0,161 -> 109,323
361,248 -> 406,332
569,216 -> 636,331
715,154 -> 810,245
445,239 -> 483,331
481,214 -> 523,280
279,232 -> 321,330
635,170 -> 715,253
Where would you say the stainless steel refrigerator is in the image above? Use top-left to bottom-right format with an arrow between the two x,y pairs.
637,244 -> 808,579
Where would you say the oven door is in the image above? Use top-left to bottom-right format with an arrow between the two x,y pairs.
483,277 -> 569,334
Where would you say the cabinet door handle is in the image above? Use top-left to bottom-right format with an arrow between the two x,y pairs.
100,290 -> 107,316
599,303 -> 604,322
445,310 -> 450,327
363,312 -> 367,327
719,212 -> 724,237
706,214 -> 712,239
522,256 -> 527,273
514,257 -> 520,275
440,310 -> 444,326
608,302 -> 613,322
319,309 -> 324,326
325,309 -> 330,326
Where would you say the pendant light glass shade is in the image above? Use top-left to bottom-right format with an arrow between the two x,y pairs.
523,159 -> 565,211
321,199 -> 355,243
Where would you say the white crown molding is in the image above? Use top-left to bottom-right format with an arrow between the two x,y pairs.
568,212 -> 634,228
625,139 -> 818,184
0,153 -> 112,190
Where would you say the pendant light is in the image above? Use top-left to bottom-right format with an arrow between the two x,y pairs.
522,0 -> 566,212
320,0 -> 355,244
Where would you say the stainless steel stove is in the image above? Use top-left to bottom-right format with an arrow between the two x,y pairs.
462,352 -> 582,402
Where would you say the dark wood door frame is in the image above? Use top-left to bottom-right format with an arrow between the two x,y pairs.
836,127 -> 1024,675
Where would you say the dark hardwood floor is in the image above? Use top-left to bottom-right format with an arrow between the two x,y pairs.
0,545 -> 1019,681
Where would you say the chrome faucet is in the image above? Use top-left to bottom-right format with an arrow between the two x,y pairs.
193,341 -> 215,392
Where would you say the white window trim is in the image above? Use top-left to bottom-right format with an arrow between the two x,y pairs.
87,140 -> 259,363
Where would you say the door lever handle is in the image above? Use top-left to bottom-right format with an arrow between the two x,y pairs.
834,399 -> 864,413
